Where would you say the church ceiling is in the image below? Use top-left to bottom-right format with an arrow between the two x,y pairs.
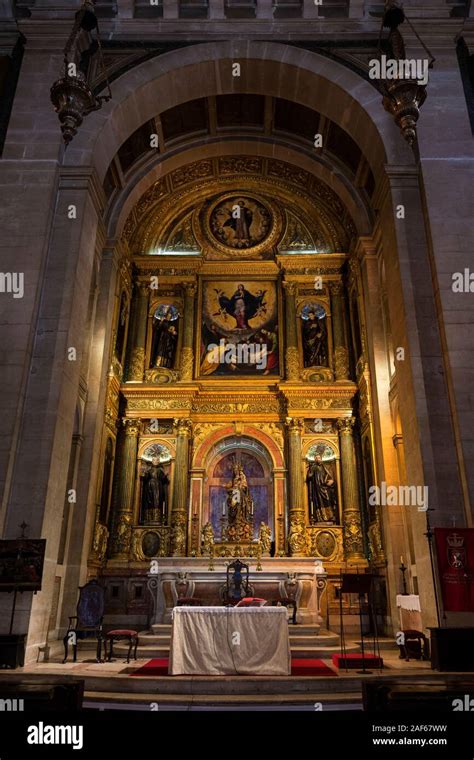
123,155 -> 357,257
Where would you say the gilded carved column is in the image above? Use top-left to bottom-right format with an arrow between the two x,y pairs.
170,419 -> 193,556
330,282 -> 349,381
180,282 -> 196,381
336,418 -> 365,560
285,417 -> 306,556
109,418 -> 141,559
128,282 -> 149,381
283,280 -> 300,381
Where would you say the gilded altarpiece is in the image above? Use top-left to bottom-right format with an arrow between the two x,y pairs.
95,163 -> 375,591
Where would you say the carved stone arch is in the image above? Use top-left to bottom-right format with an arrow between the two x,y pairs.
193,423 -> 285,470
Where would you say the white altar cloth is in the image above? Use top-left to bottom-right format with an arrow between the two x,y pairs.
169,606 -> 291,676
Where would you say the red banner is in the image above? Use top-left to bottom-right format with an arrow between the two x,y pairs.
435,528 -> 474,612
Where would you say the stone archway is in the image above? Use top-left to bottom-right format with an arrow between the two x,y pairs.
203,436 -> 274,542
3,38 -> 467,661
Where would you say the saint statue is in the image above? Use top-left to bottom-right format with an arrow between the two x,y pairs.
306,454 -> 338,523
259,522 -> 272,555
302,311 -> 328,367
225,462 -> 254,526
201,522 -> 214,555
150,308 -> 178,368
140,456 -> 169,522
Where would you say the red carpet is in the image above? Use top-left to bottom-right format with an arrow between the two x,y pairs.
130,658 -> 337,677
291,658 -> 337,677
332,653 -> 383,670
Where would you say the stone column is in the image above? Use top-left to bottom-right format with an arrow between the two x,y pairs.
170,419 -> 192,556
180,283 -> 197,381
336,418 -> 365,561
283,281 -> 300,381
285,417 -> 306,556
162,0 -> 179,18
109,418 -> 141,559
256,0 -> 273,19
330,282 -> 349,381
208,0 -> 225,19
303,0 -> 319,18
348,0 -> 365,17
127,282 -> 149,382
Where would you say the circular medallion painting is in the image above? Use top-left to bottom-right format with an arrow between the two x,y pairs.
315,530 -> 337,559
209,195 -> 272,250
142,531 -> 161,558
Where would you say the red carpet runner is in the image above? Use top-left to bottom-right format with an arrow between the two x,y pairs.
130,658 -> 337,677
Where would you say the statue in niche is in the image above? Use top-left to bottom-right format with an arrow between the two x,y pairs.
301,308 -> 328,368
140,456 -> 169,523
306,454 -> 338,523
150,306 -> 179,369
226,462 -> 254,525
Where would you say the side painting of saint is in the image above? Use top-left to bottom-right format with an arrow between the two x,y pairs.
150,304 -> 179,369
199,280 -> 279,377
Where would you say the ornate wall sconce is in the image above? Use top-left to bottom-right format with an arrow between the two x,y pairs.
50,0 -> 112,145
379,1 -> 435,146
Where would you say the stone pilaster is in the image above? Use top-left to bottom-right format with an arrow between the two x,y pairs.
127,282 -> 149,381
180,282 -> 197,381
285,417 -> 306,556
283,280 -> 300,381
170,419 -> 193,556
109,418 -> 141,558
336,418 -> 365,560
330,282 -> 349,381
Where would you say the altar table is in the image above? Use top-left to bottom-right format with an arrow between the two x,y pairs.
169,606 -> 291,675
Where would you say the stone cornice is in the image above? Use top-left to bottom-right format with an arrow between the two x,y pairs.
58,166 -> 106,216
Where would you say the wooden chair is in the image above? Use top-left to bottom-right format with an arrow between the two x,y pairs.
63,580 -> 105,663
222,559 -> 253,605
398,629 -> 429,661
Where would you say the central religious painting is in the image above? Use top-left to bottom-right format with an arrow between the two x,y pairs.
198,279 -> 280,377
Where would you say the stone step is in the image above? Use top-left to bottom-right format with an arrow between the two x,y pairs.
138,634 -> 170,645
289,633 -> 339,644
355,639 -> 398,651
82,671 -> 364,696
151,624 -> 172,634
84,690 -> 362,707
113,641 -> 356,659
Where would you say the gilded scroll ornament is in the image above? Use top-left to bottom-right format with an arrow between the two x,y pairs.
334,346 -> 349,379
179,347 -> 194,381
129,347 -> 145,381
91,523 -> 109,562
285,347 -> 300,381
288,520 -> 307,556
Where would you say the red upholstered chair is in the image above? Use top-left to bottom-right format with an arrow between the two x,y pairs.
235,597 -> 268,607
105,629 -> 139,663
